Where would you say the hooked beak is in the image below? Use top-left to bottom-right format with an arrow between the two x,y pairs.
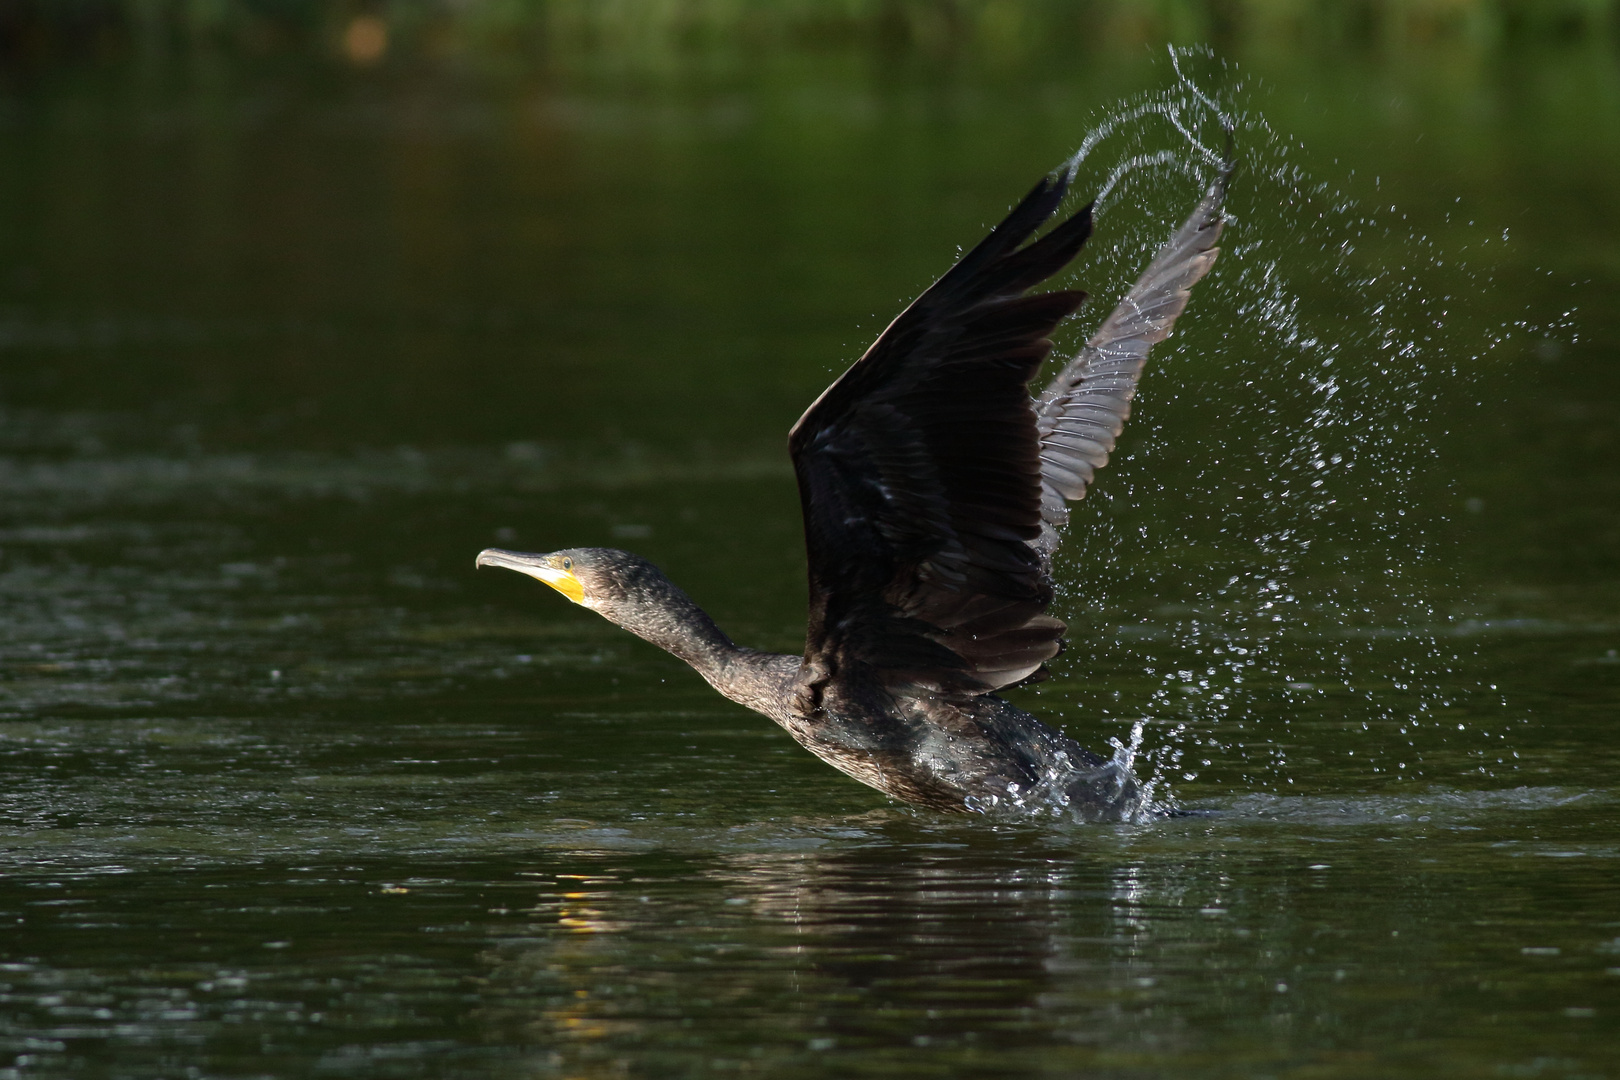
475,548 -> 585,605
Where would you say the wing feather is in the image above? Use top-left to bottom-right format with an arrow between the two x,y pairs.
789,175 -> 1095,703
787,165 -> 1230,710
1032,172 -> 1228,559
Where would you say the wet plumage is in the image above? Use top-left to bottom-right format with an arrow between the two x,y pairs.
478,165 -> 1226,819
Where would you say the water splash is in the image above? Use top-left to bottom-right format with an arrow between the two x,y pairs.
963,721 -> 1148,824
1029,47 -> 1562,806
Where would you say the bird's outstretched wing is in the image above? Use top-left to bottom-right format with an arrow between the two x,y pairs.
1032,172 -> 1228,560
788,174 -> 1094,703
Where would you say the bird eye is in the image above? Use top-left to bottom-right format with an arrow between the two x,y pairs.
562,558 -> 573,570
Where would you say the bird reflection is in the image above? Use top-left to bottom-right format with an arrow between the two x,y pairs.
474,836 -> 1184,1070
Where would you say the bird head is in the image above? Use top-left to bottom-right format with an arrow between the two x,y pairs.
475,546 -> 669,620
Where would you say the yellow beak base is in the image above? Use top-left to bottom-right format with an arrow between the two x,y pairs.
533,566 -> 586,605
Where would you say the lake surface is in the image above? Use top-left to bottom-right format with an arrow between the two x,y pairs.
0,24 -> 1617,1079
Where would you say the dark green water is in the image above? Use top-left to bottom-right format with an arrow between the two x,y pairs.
1,31 -> 1617,1079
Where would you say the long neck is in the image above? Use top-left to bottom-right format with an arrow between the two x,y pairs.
615,579 -> 739,676
608,578 -> 797,720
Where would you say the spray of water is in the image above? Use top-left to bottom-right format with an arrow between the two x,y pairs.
1023,46 -> 1558,813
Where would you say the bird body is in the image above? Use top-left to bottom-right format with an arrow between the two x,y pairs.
479,162 -> 1227,821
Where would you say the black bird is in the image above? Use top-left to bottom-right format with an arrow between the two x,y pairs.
478,165 -> 1226,820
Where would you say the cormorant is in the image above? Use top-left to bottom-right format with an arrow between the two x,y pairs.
478,164 -> 1226,820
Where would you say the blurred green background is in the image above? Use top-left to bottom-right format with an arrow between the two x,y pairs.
5,0 -> 1620,56
2,0 -> 1617,451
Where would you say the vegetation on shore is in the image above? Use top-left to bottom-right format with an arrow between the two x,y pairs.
3,0 -> 1617,65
